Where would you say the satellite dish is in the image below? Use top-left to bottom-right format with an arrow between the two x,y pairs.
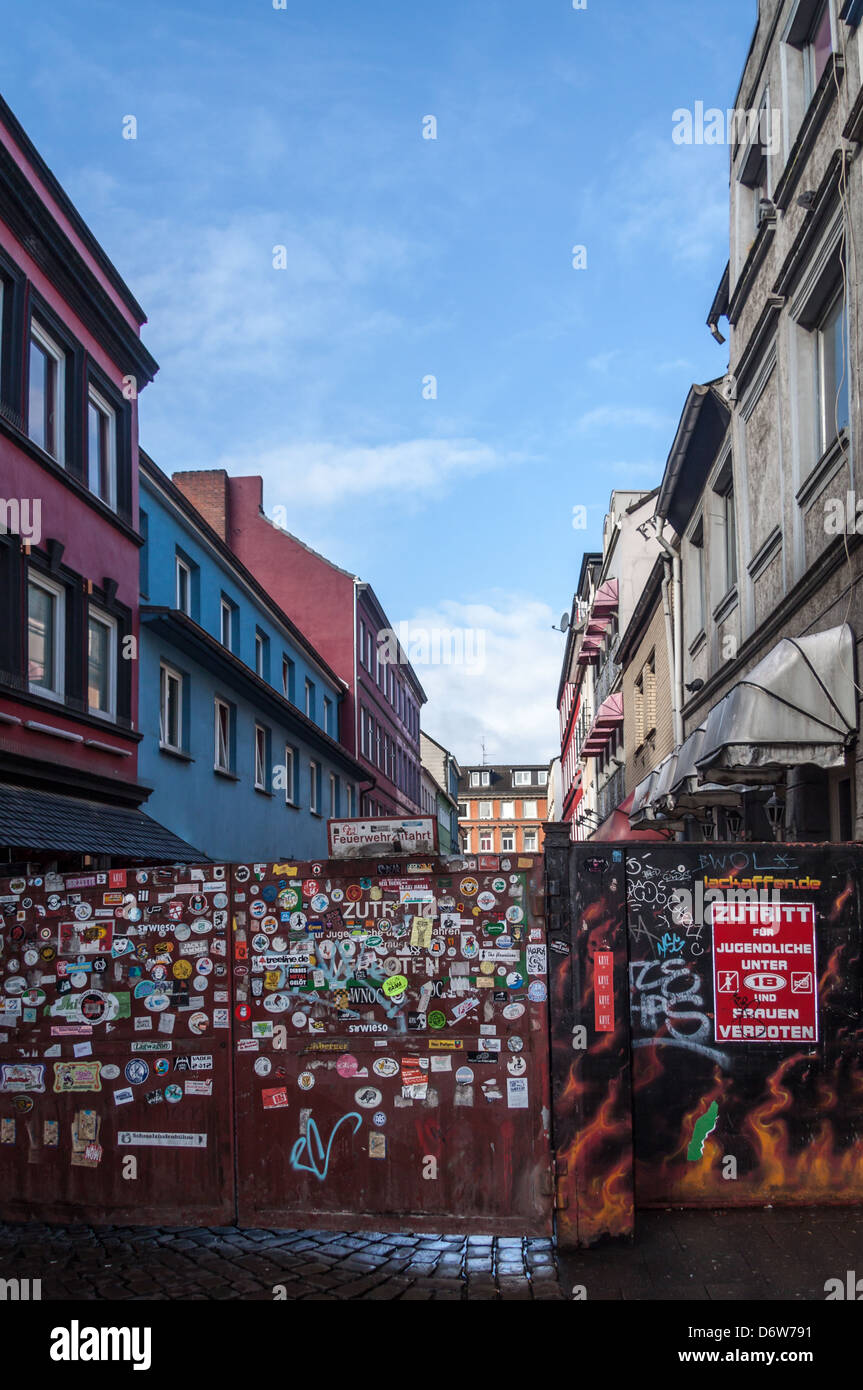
559,612 -> 571,632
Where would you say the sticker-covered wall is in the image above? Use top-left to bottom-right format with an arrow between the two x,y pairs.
232,853 -> 553,1235
0,865 -> 234,1226
0,852 -> 552,1235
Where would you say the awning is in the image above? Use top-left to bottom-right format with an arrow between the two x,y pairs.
0,784 -> 208,861
694,625 -> 857,785
592,579 -> 619,617
594,693 -> 624,729
629,753 -> 684,830
666,725 -> 745,811
593,791 -> 672,842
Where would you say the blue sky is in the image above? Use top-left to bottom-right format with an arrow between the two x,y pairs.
0,0 -> 754,764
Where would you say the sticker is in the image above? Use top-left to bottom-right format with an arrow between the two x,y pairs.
0,1063 -> 46,1093
116,1130 -> 207,1147
0,1119 -> 14,1144
506,972 -> 525,990
507,1036 -> 524,1052
369,1133 -> 387,1159
154,1058 -> 170,1076
165,1084 -> 183,1103
113,1087 -> 134,1105
337,1054 -> 361,1078
455,1066 -> 474,1085
372,1110 -> 387,1126
354,1085 -> 383,1109
372,1057 -> 399,1078
262,1087 -> 289,1110
460,878 -> 478,897
507,1077 -> 529,1109
125,1059 -> 150,1086
188,1012 -> 208,1034
503,1002 -> 525,1020
477,892 -> 496,910
53,1062 -> 102,1092
508,1056 -> 527,1076
184,1079 -> 212,1096
528,981 -> 547,1003
382,975 -> 408,998
297,1071 -> 315,1090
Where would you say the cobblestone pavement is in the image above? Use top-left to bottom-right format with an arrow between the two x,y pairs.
0,1223 -> 563,1300
3,1207 -> 859,1300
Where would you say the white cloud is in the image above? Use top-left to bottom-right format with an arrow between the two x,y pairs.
576,406 -> 675,432
219,437 -> 512,506
400,594 -> 562,765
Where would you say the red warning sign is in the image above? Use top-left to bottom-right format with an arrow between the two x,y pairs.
712,901 -> 818,1043
594,950 -> 615,1033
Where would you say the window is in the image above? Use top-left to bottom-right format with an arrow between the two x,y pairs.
345,783 -> 354,817
523,799 -> 538,819
282,655 -> 295,702
470,772 -> 481,787
310,760 -> 320,814
523,830 -> 539,853
323,696 -> 332,736
723,487 -> 738,590
176,556 -> 191,615
220,598 -> 233,650
462,830 -> 471,852
536,770 -> 548,786
513,770 -> 531,787
458,802 -> 469,818
480,832 -> 494,853
501,801 -> 515,820
87,608 -> 117,717
28,320 -> 65,462
817,288 -> 849,453
359,620 -> 367,667
254,724 -> 267,790
27,574 -> 64,699
160,664 -> 183,751
479,800 -> 493,820
87,386 -> 116,508
284,745 -> 297,806
255,630 -> 268,680
804,0 -> 832,103
214,698 -> 232,773
690,518 -> 706,633
329,772 -> 338,817
501,831 -> 515,852
305,678 -> 316,721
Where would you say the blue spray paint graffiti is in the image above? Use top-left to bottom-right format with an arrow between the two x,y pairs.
289,1112 -> 362,1182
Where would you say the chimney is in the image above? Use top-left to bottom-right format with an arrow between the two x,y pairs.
173,470 -> 230,541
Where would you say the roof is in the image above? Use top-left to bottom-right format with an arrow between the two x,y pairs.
458,764 -> 549,796
0,784 -> 207,860
656,381 -> 731,536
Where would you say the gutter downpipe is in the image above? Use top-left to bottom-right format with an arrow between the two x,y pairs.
654,526 -> 684,749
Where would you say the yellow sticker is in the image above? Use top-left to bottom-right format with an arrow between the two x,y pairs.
272,863 -> 297,876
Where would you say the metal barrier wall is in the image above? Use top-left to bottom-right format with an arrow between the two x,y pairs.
548,837 -> 863,1247
0,852 -> 552,1235
232,854 -> 553,1235
0,864 -> 234,1226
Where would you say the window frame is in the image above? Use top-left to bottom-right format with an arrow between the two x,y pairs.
87,604 -> 118,719
254,723 -> 268,791
28,318 -> 66,464
214,697 -> 233,773
816,285 -> 849,454
27,570 -> 65,701
309,759 -> 320,815
159,662 -> 184,753
86,383 -> 117,510
284,743 -> 298,806
175,555 -> 192,615
220,598 -> 233,651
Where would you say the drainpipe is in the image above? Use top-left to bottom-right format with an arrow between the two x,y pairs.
654,527 -> 684,749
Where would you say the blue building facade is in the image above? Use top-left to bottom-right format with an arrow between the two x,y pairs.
137,454 -> 369,861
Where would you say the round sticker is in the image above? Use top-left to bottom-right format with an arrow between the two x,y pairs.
254,1056 -> 272,1077
22,988 -> 45,1007
252,934 -> 269,953
507,1035 -> 524,1052
23,948 -> 39,967
133,980 -> 155,998
193,975 -> 209,992
190,918 -> 211,935
262,884 -> 277,902
263,993 -> 291,1013
528,981 -> 547,1003
235,1004 -> 251,1021
506,972 -> 525,990
196,957 -> 213,975
80,992 -> 107,1023
172,960 -> 193,980
144,991 -> 171,1012
337,1053 -> 360,1078
174,923 -> 191,941
508,1057 -> 527,1076
189,894 -> 207,914
506,906 -> 524,924
279,887 -> 301,910
428,1010 -> 446,1030
213,893 -> 228,909
461,936 -> 479,959
235,866 -> 250,883
298,1070 -> 315,1091
492,878 -> 507,893
310,894 -> 329,913
460,878 -> 478,897
383,975 -> 408,998
428,939 -> 445,957
372,1057 -> 399,1078
125,1059 -> 149,1085
372,1111 -> 387,1127
330,889 -> 344,903
291,1012 -> 308,1029
13,1095 -> 33,1114
165,1084 -> 183,1103
503,1003 -> 525,1021
5,975 -> 26,995
154,1058 -> 170,1076
354,1086 -> 383,1109
477,892 -> 496,911
73,902 -> 93,921
101,1064 -> 120,1081
480,961 -> 495,976
455,1067 -> 474,1085
289,912 -> 307,931
188,1012 -> 209,1034
250,901 -> 267,919
345,885 -> 362,903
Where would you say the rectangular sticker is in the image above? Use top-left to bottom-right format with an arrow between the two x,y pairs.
116,1131 -> 208,1147
712,901 -> 818,1043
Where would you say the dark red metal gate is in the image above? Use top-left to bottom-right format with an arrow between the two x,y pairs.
232,854 -> 553,1235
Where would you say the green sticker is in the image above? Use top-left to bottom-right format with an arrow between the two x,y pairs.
428,1010 -> 446,1030
382,975 -> 408,998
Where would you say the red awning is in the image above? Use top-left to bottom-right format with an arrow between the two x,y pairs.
586,616 -> 611,638
592,578 -> 619,617
591,791 -> 672,842
594,693 -> 624,729
577,650 -> 599,665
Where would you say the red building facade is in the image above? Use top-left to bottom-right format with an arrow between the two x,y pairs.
0,96 -> 193,869
172,471 -> 426,816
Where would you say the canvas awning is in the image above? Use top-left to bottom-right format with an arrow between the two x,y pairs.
594,790 -> 672,841
694,625 -> 857,785
592,579 -> 619,617
665,724 -> 745,811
